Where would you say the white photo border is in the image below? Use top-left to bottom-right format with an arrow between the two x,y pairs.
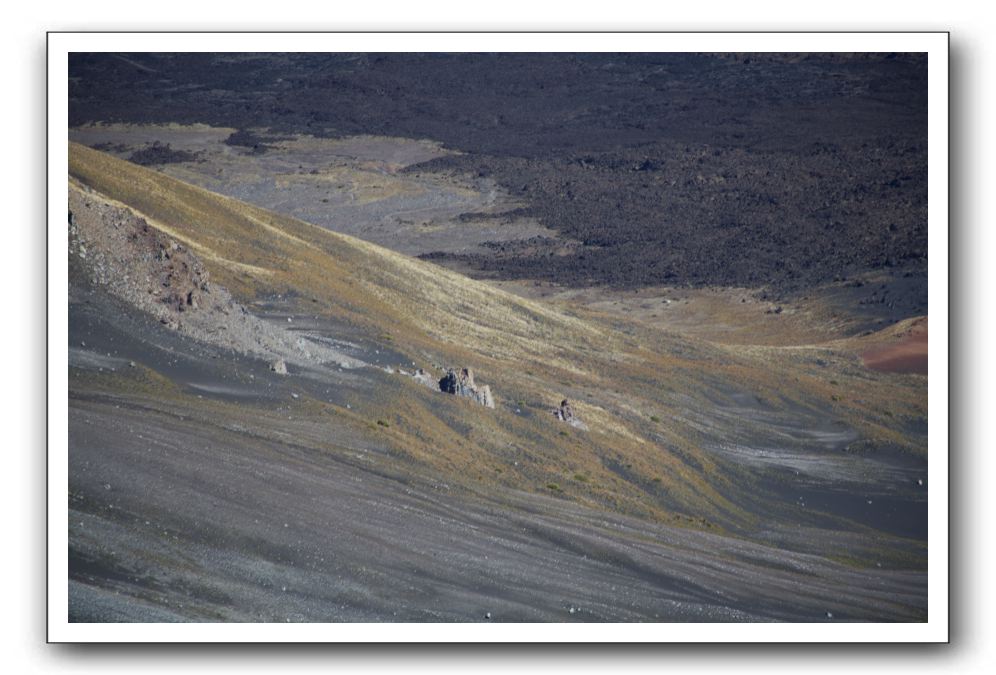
47,31 -> 949,643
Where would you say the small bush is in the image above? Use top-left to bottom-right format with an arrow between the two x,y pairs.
376,419 -> 390,428
546,483 -> 562,492
573,474 -> 589,483
650,415 -> 661,423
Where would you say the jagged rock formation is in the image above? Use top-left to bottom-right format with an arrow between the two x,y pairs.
68,181 -> 364,369
156,240 -> 210,314
553,398 -> 588,430
438,368 -> 495,408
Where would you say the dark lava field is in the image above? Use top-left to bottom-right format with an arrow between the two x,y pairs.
68,52 -> 928,296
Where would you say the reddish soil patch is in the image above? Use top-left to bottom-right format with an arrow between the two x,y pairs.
862,318 -> 928,374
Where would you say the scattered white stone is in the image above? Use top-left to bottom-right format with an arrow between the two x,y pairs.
291,393 -> 299,399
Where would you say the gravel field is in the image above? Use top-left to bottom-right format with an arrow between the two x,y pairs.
68,395 -> 925,623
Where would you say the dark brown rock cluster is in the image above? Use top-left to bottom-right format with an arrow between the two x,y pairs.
153,240 -> 210,313
553,398 -> 588,430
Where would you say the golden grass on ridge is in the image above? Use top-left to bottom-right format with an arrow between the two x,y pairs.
68,141 -> 928,534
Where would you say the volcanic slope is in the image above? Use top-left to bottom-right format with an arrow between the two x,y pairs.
67,142 -> 928,621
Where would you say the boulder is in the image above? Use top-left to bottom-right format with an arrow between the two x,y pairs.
553,398 -> 588,430
554,398 -> 576,422
439,368 -> 495,408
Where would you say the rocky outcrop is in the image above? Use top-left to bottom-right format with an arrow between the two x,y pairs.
400,366 -> 495,409
438,368 -> 495,408
553,398 -> 588,430
69,186 -> 210,320
155,240 -> 210,314
68,182 -> 365,370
